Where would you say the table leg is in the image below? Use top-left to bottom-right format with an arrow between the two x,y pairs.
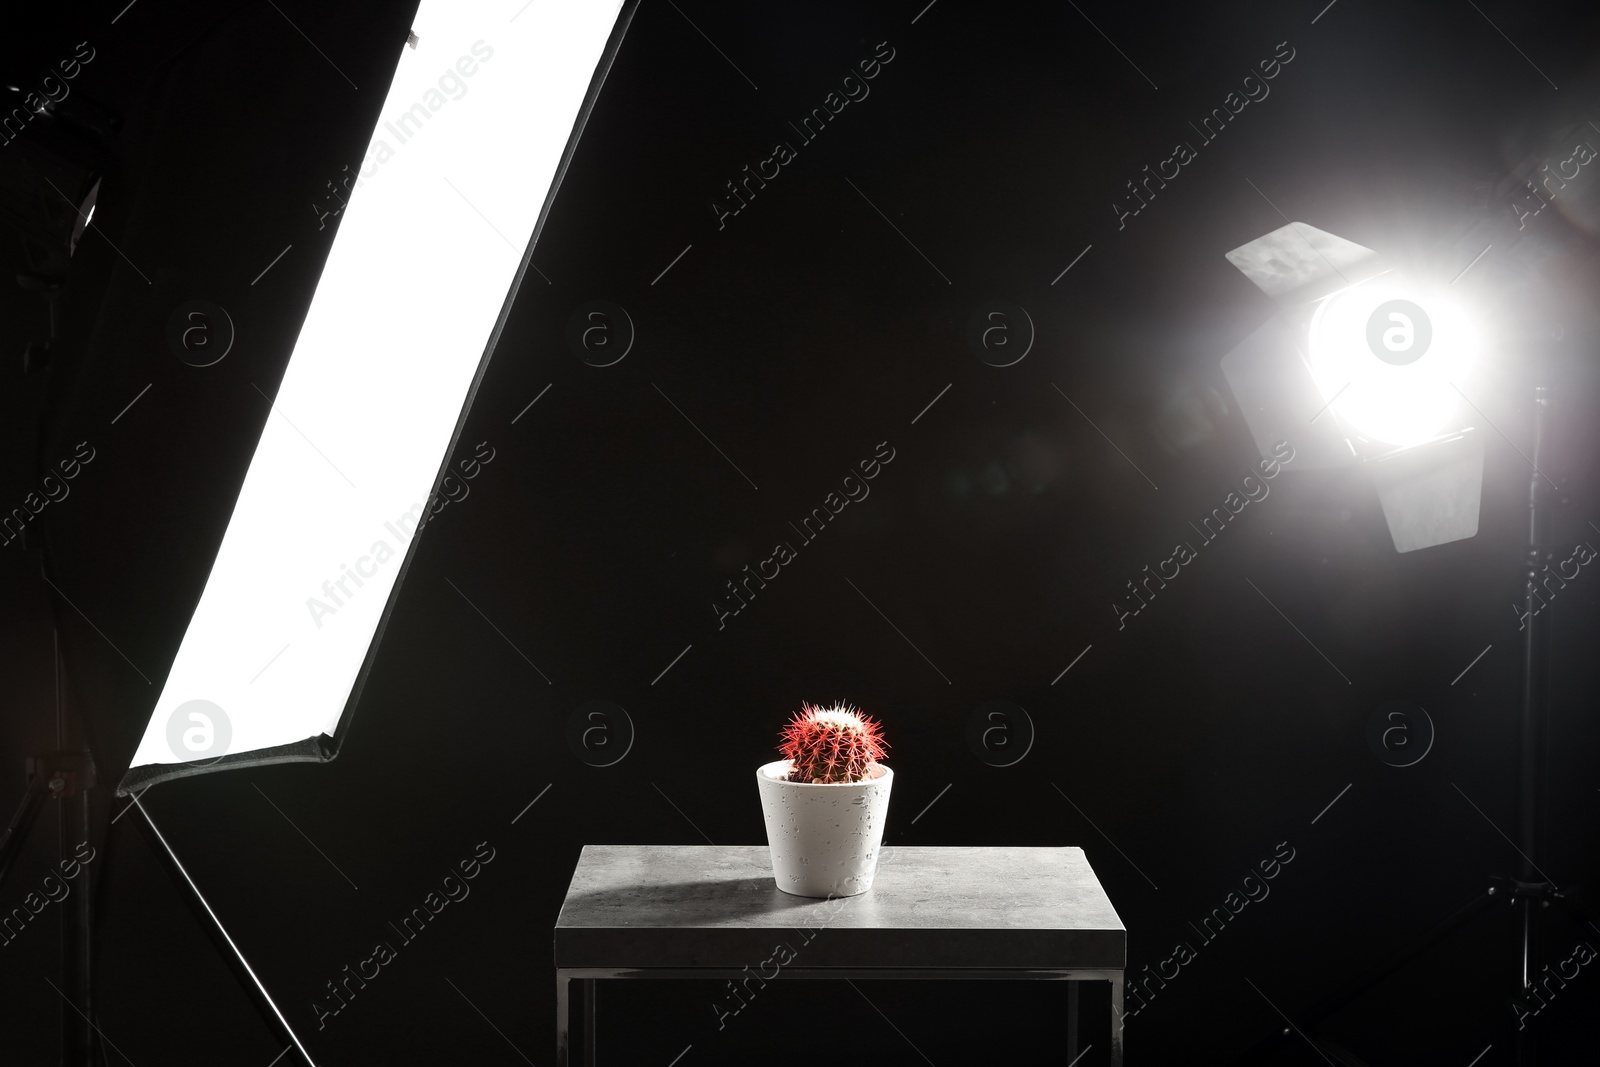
1109,972 -> 1124,1067
582,977 -> 596,1067
1066,980 -> 1079,1063
556,973 -> 571,1067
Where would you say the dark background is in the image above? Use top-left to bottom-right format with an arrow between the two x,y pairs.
4,0 -> 1600,1063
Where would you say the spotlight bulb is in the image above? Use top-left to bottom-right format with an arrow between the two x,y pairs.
1306,277 -> 1479,448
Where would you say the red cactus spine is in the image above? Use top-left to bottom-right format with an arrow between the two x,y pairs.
778,702 -> 888,784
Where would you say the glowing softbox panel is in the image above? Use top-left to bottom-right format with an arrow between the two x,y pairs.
122,0 -> 634,793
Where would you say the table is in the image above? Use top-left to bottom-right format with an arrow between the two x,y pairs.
554,844 -> 1127,1065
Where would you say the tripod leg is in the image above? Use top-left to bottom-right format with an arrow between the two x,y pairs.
133,797 -> 320,1066
61,786 -> 94,1067
0,774 -> 47,887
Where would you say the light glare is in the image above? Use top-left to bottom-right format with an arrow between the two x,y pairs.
1306,278 -> 1480,448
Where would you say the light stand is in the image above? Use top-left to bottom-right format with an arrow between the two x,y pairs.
0,544 -> 99,1066
0,546 -> 320,1066
0,748 -> 96,1066
1510,350 -> 1565,1067
1234,319 -> 1591,1066
6,5 -> 638,1062
1214,125 -> 1600,1056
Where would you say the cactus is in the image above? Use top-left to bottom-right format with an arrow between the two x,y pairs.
778,702 -> 888,784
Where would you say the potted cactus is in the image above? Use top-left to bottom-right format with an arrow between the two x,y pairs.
756,702 -> 893,898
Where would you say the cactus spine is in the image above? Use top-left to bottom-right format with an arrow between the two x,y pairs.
778,702 -> 888,784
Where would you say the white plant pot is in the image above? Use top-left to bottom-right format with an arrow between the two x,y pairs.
756,759 -> 893,898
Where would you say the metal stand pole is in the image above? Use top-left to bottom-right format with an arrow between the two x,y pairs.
1513,353 -> 1556,1066
60,780 -> 94,1067
0,751 -> 98,1067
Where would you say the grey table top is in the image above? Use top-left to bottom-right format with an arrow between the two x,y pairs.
554,844 -> 1126,970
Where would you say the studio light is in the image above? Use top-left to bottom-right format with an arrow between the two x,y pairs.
119,0 -> 636,792
1220,221 -> 1487,552
1232,127 -> 1597,1062
1305,276 -> 1481,449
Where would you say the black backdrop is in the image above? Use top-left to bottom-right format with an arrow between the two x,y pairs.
3,1 -> 1600,1063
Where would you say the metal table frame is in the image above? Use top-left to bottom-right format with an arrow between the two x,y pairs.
556,964 -> 1124,1065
